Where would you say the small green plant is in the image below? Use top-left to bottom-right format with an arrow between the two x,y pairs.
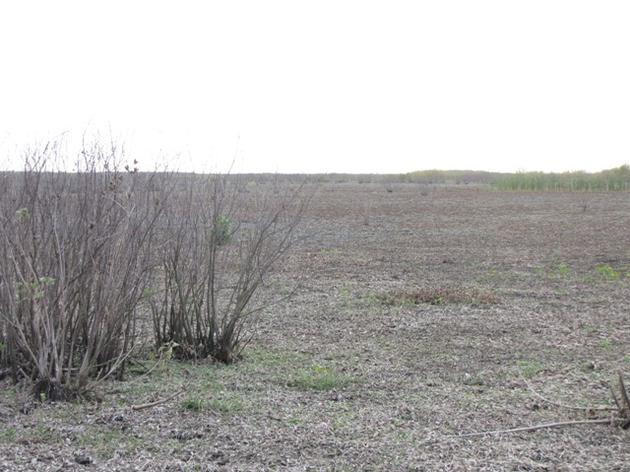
287,417 -> 302,426
156,341 -> 179,374
599,339 -> 613,350
554,263 -> 571,278
595,264 -> 620,280
181,395 -> 205,412
207,394 -> 244,414
517,360 -> 544,378
15,207 -> 30,222
0,427 -> 17,443
16,276 -> 55,301
291,365 -> 353,391
212,215 -> 232,245
462,373 -> 485,386
338,287 -> 353,308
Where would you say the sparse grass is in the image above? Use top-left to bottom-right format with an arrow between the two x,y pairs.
517,360 -> 545,378
331,410 -> 357,432
0,427 -> 17,443
181,395 -> 205,412
244,348 -> 310,368
595,264 -> 621,281
291,365 -> 355,391
462,373 -> 486,386
77,428 -> 146,458
598,339 -> 613,350
207,393 -> 244,414
378,286 -> 499,307
553,263 -> 571,278
581,324 -> 599,335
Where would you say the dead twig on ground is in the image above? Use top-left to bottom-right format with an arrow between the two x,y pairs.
131,388 -> 184,411
451,418 -> 623,439
610,371 -> 630,429
451,372 -> 630,440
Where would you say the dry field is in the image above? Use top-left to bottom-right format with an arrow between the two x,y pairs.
2,182 -> 630,471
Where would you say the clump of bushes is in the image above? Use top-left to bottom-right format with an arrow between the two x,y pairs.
0,141 -> 164,399
150,174 -> 306,364
0,139 -> 306,400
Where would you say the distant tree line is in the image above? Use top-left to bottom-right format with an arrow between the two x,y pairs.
492,165 -> 630,191
130,166 -> 630,191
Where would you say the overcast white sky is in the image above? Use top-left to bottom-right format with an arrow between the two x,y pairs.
0,1 -> 629,173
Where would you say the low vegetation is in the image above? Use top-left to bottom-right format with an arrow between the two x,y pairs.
291,364 -> 355,391
378,286 -> 499,307
2,152 -> 630,470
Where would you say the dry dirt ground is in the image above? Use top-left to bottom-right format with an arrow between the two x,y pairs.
2,183 -> 630,471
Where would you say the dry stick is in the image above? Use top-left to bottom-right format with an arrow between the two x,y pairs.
615,371 -> 630,429
450,373 -> 630,440
131,388 -> 184,411
519,372 -> 616,412
617,371 -> 630,414
452,418 -> 622,439
610,385 -> 622,411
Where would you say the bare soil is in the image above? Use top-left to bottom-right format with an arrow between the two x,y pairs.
2,183 -> 630,471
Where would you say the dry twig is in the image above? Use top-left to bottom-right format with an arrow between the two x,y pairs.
452,418 -> 622,439
131,388 -> 184,411
452,372 -> 630,440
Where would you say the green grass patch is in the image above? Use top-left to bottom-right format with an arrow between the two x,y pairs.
553,263 -> 571,278
181,395 -> 205,412
207,393 -> 244,414
598,339 -> 613,350
291,365 -> 355,391
77,428 -> 146,457
0,427 -> 17,443
517,360 -> 545,378
595,264 -> 620,281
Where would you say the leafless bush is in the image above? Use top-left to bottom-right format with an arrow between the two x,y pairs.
150,174 -> 306,363
0,141 -> 164,399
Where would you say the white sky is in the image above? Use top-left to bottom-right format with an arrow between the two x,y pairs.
0,1 -> 629,174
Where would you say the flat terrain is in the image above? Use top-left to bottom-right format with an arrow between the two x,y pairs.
3,183 -> 630,471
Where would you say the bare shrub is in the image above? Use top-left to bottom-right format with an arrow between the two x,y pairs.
150,174 -> 306,363
0,141 -> 164,399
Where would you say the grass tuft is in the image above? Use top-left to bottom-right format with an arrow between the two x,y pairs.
181,395 -> 205,412
291,365 -> 354,391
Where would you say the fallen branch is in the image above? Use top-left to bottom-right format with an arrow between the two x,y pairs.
131,388 -> 184,411
452,372 -> 630,440
452,418 -> 622,439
